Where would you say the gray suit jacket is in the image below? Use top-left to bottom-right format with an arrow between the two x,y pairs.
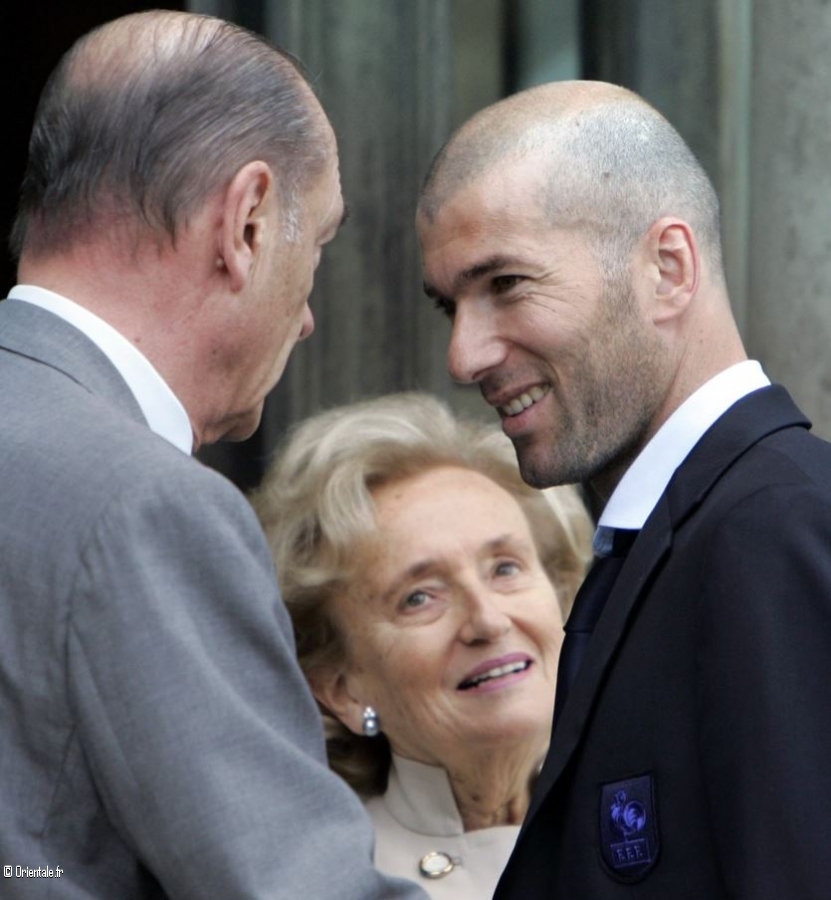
0,299 -> 426,899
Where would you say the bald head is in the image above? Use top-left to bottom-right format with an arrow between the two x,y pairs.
420,80 -> 724,280
62,10 -> 219,81
12,10 -> 331,259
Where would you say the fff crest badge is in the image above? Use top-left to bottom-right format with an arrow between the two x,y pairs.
599,774 -> 660,882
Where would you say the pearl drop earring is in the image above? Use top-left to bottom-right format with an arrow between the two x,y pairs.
362,706 -> 379,737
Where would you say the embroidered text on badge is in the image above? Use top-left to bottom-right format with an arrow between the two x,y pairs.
599,773 -> 660,882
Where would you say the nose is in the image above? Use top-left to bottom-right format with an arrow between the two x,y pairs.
458,590 -> 512,645
447,305 -> 506,384
298,304 -> 315,341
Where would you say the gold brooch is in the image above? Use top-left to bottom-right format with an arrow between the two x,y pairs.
419,851 -> 459,879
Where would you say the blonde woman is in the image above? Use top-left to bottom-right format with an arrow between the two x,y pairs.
251,392 -> 592,899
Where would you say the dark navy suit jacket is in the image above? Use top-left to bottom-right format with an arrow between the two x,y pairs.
495,385 -> 831,899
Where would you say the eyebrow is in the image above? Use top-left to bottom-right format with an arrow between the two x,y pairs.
385,533 -> 526,592
423,254 -> 516,301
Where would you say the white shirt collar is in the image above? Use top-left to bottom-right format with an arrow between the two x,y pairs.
9,285 -> 193,455
594,361 -> 770,553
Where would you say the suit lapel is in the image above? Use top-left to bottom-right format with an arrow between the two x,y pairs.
523,384 -> 810,829
0,298 -> 146,425
524,503 -> 671,825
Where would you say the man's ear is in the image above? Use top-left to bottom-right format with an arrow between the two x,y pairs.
307,665 -> 367,737
644,217 -> 700,324
217,160 -> 274,293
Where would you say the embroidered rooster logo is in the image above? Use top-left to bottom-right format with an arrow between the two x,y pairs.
610,789 -> 647,838
600,776 -> 658,879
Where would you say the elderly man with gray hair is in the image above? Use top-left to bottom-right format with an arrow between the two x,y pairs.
0,11 -> 426,900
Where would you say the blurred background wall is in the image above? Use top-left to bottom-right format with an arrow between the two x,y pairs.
3,0 -> 830,489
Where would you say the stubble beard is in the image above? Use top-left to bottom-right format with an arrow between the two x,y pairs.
511,287 -> 666,494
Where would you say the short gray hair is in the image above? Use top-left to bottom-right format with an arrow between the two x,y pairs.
540,103 -> 723,280
420,83 -> 724,282
11,11 -> 329,259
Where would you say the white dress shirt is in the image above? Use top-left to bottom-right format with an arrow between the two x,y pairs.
9,285 -> 193,454
594,361 -> 771,554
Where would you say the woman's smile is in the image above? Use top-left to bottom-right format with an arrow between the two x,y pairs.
456,653 -> 534,692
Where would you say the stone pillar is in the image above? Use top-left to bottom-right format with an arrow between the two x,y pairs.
252,0 -> 460,458
507,0 -> 580,89
748,0 -> 831,438
582,0 -> 722,179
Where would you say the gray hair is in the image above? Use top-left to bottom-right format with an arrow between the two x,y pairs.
541,103 -> 723,280
420,82 -> 724,282
250,391 -> 593,796
11,11 -> 329,258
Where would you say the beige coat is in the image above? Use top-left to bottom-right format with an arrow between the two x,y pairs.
366,756 -> 520,900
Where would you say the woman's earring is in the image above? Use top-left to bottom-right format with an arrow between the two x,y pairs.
362,706 -> 379,737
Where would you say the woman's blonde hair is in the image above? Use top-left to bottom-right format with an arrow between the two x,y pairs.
250,391 -> 593,796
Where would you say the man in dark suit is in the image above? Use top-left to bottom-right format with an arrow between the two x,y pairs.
416,80 -> 831,898
0,11 -> 427,899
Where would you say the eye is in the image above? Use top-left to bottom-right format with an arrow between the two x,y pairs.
401,589 -> 431,610
494,560 -> 521,578
492,274 -> 523,294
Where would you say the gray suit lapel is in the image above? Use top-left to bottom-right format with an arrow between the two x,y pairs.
523,384 -> 809,829
0,298 -> 146,426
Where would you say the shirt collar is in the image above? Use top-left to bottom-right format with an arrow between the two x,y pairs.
595,360 -> 770,549
9,285 -> 193,455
